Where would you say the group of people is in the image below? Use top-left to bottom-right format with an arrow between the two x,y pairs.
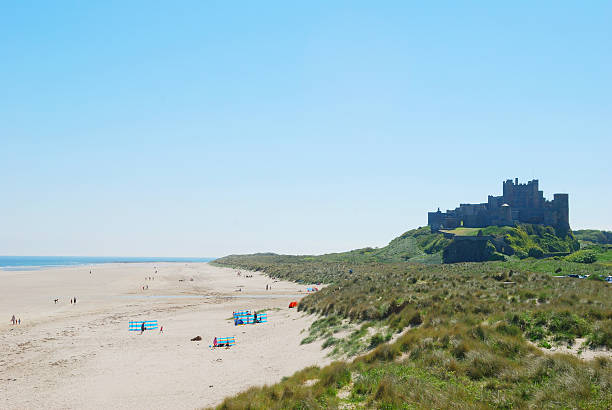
232,310 -> 262,325
10,315 -> 20,325
142,275 -> 155,290
52,297 -> 77,304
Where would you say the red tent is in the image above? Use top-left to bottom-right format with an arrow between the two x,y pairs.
288,301 -> 298,308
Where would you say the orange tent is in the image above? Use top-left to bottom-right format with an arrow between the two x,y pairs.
288,301 -> 298,308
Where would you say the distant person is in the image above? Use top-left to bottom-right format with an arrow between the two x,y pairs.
70,298 -> 72,304
11,315 -> 15,325
159,326 -> 163,333
73,297 -> 77,304
54,298 -> 58,304
141,322 -> 145,334
18,318 -> 20,325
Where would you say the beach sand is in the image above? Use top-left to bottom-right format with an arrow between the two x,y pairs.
0,262 -> 330,409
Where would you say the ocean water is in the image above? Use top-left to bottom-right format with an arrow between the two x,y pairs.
0,256 -> 215,271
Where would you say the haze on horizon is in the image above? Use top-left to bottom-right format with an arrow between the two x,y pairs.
1,2 -> 610,257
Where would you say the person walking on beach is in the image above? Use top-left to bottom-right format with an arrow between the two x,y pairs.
70,298 -> 72,304
73,297 -> 77,304
18,318 -> 20,325
140,322 -> 146,334
11,315 -> 15,325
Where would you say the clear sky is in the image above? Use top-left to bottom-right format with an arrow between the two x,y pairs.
1,1 -> 610,257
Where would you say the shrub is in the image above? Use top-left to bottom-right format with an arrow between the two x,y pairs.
369,333 -> 385,349
538,340 -> 552,349
319,361 -> 351,388
528,247 -> 544,259
515,249 -> 528,259
465,350 -> 504,379
495,322 -> 521,337
587,320 -> 612,348
565,250 -> 598,264
408,312 -> 423,327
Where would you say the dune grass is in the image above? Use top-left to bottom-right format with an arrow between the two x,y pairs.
213,255 -> 612,409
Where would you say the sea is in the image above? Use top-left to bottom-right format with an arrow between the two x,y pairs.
0,256 -> 215,271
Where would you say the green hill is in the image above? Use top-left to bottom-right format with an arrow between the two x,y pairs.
331,224 -> 579,263
447,224 -> 579,262
215,224 -> 580,266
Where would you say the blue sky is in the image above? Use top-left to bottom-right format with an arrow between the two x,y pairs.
1,1 -> 610,256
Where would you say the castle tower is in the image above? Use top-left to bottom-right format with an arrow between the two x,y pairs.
553,193 -> 569,230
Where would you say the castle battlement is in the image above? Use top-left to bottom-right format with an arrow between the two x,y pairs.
428,179 -> 569,231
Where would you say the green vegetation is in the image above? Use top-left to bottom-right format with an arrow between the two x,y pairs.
574,229 -> 612,245
214,251 -> 612,409
217,224 -> 582,266
565,249 -> 599,264
440,224 -> 579,263
562,245 -> 612,267
440,227 -> 482,236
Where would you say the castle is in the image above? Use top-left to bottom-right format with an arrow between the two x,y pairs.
428,178 -> 569,231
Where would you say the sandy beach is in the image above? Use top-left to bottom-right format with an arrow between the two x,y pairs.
0,262 -> 331,409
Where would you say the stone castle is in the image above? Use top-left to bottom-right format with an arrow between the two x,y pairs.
428,178 -> 569,231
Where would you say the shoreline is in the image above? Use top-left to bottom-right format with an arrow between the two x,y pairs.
0,257 -> 216,272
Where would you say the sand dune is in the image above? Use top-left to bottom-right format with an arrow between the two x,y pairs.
0,262 -> 330,409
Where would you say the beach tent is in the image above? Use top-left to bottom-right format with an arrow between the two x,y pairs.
288,301 -> 298,308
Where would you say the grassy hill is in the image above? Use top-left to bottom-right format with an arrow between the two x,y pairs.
213,258 -> 612,409
215,226 -> 448,268
445,224 -> 579,262
216,224 -> 580,266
